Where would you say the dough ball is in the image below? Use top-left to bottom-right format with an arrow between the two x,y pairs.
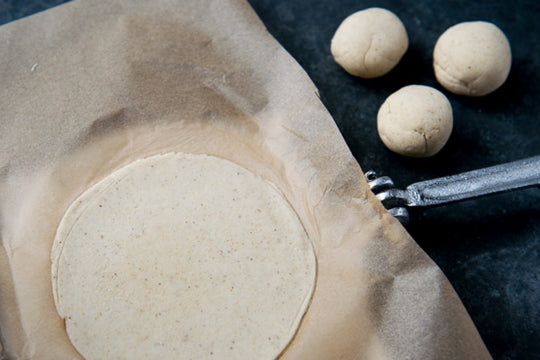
377,85 -> 453,157
433,21 -> 512,96
331,8 -> 408,78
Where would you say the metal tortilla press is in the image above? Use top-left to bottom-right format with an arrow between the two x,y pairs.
365,155 -> 540,224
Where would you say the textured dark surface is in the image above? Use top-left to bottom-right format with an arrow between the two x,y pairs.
1,0 -> 539,359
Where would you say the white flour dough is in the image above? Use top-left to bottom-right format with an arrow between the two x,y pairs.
51,153 -> 316,360
433,21 -> 512,96
377,85 -> 453,157
331,7 -> 408,78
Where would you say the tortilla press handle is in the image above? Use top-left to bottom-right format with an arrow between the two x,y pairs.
365,155 -> 540,224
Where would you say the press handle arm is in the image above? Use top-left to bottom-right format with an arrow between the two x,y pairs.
405,156 -> 540,207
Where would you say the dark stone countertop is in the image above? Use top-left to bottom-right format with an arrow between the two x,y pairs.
1,0 -> 538,359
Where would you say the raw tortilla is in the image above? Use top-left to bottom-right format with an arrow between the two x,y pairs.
51,152 -> 316,360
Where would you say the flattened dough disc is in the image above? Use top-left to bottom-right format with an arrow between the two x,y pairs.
51,152 -> 316,360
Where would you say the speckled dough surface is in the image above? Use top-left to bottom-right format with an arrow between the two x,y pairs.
51,152 -> 316,360
377,85 -> 453,157
330,7 -> 408,78
433,21 -> 512,96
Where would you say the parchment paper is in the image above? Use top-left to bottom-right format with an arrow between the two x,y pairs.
0,0 -> 491,359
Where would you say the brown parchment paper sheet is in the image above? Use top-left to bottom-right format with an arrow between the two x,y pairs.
0,0 -> 492,359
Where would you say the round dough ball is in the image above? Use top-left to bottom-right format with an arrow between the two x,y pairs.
331,8 -> 408,78
433,21 -> 512,96
377,85 -> 453,157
